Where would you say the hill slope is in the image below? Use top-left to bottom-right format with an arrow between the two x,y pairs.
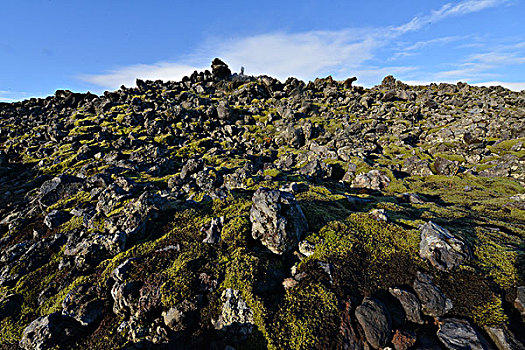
0,59 -> 524,349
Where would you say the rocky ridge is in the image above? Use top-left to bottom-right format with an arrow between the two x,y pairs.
0,58 -> 524,349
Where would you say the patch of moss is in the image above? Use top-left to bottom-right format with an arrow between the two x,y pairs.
272,283 -> 339,350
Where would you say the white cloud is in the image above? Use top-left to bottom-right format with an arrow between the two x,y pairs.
473,81 -> 525,91
393,0 -> 509,34
79,63 -> 204,90
79,0 -> 511,89
0,90 -> 32,103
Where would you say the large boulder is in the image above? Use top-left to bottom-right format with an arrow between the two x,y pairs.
250,188 -> 308,254
419,221 -> 471,271
355,297 -> 392,349
19,313 -> 82,350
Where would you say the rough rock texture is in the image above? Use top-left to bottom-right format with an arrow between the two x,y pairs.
355,297 -> 392,349
19,312 -> 81,350
413,272 -> 453,317
213,288 -> 254,335
437,318 -> 486,350
419,221 -> 471,271
250,188 -> 308,254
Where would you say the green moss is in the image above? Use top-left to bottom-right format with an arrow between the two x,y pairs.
263,168 -> 282,178
471,297 -> 508,326
272,283 -> 339,350
39,275 -> 93,316
474,233 -> 520,289
221,216 -> 251,247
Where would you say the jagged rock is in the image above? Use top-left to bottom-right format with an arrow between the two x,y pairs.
419,221 -> 470,271
351,170 -> 391,190
388,287 -> 424,324
44,210 -> 72,229
39,174 -> 84,206
413,272 -> 453,317
201,216 -> 224,244
62,283 -> 106,327
19,312 -> 82,350
180,158 -> 204,180
111,281 -> 142,317
298,159 -> 332,180
213,288 -> 254,335
484,325 -> 525,350
250,188 -> 308,254
515,286 -> 525,316
162,300 -> 198,332
211,58 -> 231,80
437,318 -> 487,350
434,157 -> 458,176
402,156 -> 433,176
355,297 -> 392,349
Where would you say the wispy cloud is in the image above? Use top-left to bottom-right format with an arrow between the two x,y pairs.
393,0 -> 509,33
391,36 -> 467,60
79,0 -> 512,90
79,63 -> 205,90
0,90 -> 32,103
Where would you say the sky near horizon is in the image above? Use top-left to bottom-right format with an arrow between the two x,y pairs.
1,0 -> 525,102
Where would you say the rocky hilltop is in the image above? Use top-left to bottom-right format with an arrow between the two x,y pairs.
0,58 -> 524,350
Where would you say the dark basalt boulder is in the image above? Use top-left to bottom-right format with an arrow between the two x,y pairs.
355,297 -> 392,349
413,272 -> 453,317
250,188 -> 308,254
19,312 -> 83,350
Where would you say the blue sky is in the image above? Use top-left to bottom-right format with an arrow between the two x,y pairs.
1,0 -> 525,102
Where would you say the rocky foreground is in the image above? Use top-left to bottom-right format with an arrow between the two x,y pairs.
0,59 -> 524,349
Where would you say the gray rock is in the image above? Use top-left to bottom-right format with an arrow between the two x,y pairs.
419,221 -> 470,271
370,208 -> 389,222
437,318 -> 486,350
484,325 -> 525,350
413,272 -> 453,317
355,297 -> 392,349
389,287 -> 424,324
62,283 -> 106,326
180,158 -> 204,180
515,286 -> 525,316
19,312 -> 81,350
201,216 -> 224,244
434,157 -> 458,176
213,288 -> 254,335
162,300 -> 198,332
250,188 -> 308,254
44,210 -> 72,229
351,170 -> 391,190
111,281 -> 142,317
39,174 -> 84,206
